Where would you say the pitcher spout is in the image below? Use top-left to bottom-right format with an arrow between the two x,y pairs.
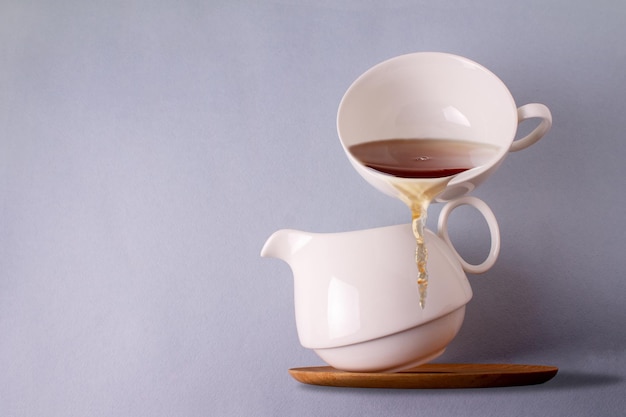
260,229 -> 313,263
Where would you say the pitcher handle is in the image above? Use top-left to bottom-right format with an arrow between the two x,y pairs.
437,196 -> 500,274
509,103 -> 552,152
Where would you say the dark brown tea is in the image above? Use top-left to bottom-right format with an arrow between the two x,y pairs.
348,138 -> 498,309
348,138 -> 498,179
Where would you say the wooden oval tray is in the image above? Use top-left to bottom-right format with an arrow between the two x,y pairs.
289,363 -> 558,389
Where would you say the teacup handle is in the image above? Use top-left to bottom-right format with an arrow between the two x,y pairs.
437,196 -> 500,274
509,103 -> 552,152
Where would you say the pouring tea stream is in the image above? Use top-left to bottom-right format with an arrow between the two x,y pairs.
347,138 -> 500,308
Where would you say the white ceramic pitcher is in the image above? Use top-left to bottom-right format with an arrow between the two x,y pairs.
261,196 -> 499,372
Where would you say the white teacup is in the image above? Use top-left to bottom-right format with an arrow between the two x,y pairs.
337,52 -> 552,202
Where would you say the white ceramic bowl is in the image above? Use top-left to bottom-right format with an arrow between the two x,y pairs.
313,307 -> 466,373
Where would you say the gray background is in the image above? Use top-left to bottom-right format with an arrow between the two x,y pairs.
2,0 -> 625,416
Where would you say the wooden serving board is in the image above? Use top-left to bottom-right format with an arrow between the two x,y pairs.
289,363 -> 558,389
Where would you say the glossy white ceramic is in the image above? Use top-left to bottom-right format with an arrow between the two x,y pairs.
261,197 -> 499,372
337,52 -> 552,202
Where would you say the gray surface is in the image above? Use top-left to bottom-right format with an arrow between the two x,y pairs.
1,1 -> 625,416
